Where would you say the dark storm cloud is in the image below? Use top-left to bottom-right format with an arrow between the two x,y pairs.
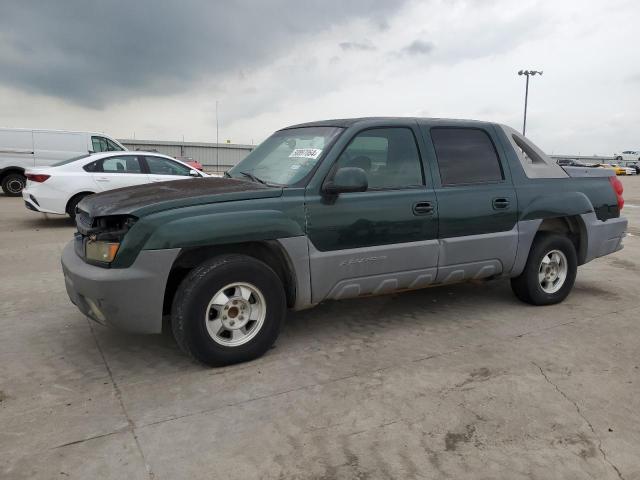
339,41 -> 377,52
0,0 -> 407,108
402,39 -> 435,55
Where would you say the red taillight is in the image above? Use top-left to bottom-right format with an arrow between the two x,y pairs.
608,176 -> 624,210
25,173 -> 50,183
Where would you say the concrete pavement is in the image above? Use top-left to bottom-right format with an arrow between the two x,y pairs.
1,178 -> 639,479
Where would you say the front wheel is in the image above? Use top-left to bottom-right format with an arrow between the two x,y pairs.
171,254 -> 286,367
511,232 -> 577,305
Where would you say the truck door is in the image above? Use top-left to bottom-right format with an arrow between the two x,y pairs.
421,124 -> 518,282
305,125 -> 439,303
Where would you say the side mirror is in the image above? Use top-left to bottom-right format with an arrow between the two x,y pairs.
189,169 -> 200,177
323,167 -> 368,195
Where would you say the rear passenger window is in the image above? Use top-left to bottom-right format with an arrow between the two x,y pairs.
430,128 -> 503,186
102,156 -> 142,173
83,160 -> 101,172
84,156 -> 142,173
334,128 -> 423,189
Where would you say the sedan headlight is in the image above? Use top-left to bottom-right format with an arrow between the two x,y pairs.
86,240 -> 120,263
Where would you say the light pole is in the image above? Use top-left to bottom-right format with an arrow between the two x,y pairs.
215,100 -> 219,172
517,69 -> 543,136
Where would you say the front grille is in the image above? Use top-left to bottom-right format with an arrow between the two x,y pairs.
74,233 -> 86,259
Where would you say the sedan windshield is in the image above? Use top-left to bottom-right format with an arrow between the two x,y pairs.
228,127 -> 343,186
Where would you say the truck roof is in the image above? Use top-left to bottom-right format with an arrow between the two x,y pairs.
283,117 -> 493,130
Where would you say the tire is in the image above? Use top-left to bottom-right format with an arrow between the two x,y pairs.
171,254 -> 286,367
616,156 -> 622,161
66,193 -> 89,219
510,232 -> 577,306
1,173 -> 26,196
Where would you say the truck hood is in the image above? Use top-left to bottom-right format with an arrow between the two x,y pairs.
77,177 -> 283,218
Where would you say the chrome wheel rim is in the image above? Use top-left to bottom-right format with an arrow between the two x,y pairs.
538,249 -> 568,294
205,282 -> 266,347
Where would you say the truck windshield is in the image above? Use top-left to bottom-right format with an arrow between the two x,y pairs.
228,127 -> 343,186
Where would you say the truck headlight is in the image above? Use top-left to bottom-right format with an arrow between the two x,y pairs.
86,240 -> 120,263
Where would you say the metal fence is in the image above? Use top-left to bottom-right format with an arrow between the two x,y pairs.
119,139 -> 254,172
120,139 -> 620,173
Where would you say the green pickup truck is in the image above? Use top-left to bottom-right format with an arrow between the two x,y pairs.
62,118 -> 627,366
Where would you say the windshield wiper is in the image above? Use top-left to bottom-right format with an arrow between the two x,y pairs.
238,171 -> 268,185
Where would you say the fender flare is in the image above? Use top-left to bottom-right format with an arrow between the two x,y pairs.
519,191 -> 593,221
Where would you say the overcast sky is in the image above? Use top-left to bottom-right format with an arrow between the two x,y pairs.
1,0 -> 638,154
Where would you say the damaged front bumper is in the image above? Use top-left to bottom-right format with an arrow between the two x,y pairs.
61,241 -> 180,334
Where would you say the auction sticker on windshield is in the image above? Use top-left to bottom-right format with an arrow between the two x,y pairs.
289,148 -> 322,160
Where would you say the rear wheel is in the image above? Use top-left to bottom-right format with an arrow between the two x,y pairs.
1,173 -> 26,196
66,193 -> 90,219
171,254 -> 286,367
511,232 -> 577,305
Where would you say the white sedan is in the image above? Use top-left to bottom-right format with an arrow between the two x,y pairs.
614,150 -> 640,162
23,151 -> 206,218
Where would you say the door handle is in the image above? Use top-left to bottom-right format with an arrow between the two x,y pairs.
413,201 -> 434,215
492,198 -> 510,209
95,177 -> 109,182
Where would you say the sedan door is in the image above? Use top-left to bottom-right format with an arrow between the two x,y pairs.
87,155 -> 149,191
143,156 -> 196,182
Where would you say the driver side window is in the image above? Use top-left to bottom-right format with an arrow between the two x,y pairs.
91,136 -> 108,152
334,128 -> 424,189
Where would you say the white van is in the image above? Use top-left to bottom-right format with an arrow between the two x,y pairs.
0,128 -> 126,196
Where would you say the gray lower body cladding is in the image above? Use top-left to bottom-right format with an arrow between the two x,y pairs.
282,216 -> 627,308
580,212 -> 627,263
61,241 -> 180,334
303,227 -> 518,306
60,213 -> 627,334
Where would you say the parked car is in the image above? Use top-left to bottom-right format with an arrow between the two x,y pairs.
61,117 -> 627,366
0,128 -> 126,196
175,156 -> 204,171
614,150 -> 640,162
619,161 -> 640,174
598,163 -> 633,175
556,159 -> 592,167
611,164 -> 636,175
23,151 -> 205,218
